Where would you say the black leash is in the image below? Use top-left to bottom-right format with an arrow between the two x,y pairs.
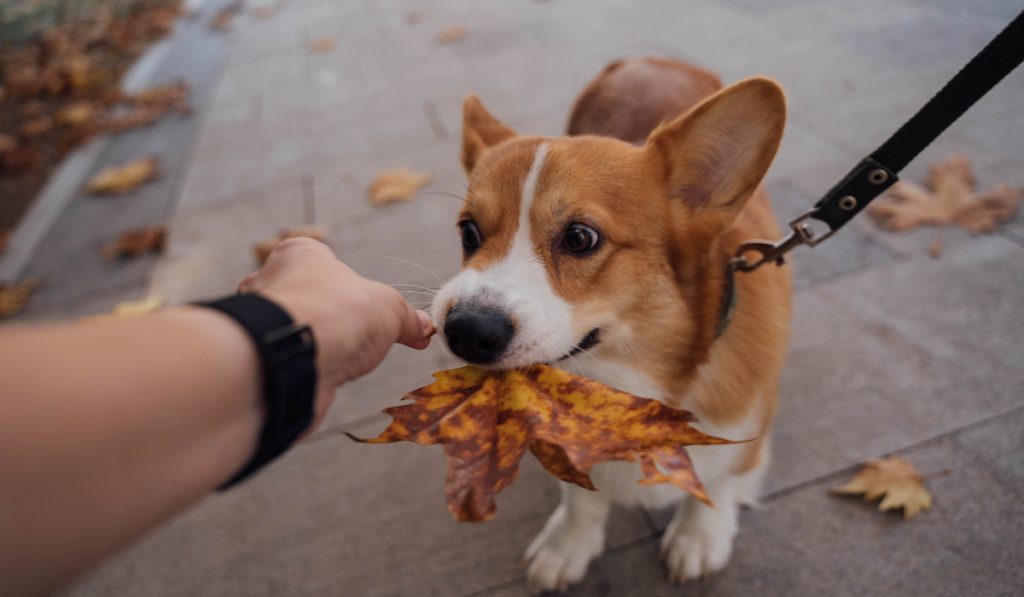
734,8 -> 1024,272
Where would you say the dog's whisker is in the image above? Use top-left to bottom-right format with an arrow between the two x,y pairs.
385,284 -> 436,294
438,162 -> 469,192
419,190 -> 469,204
370,255 -> 445,282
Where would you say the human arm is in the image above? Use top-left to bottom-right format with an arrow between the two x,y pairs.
0,238 -> 433,596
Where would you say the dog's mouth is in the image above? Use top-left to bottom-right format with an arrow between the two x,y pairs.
561,329 -> 601,360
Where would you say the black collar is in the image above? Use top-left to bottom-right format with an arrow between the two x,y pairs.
714,264 -> 736,338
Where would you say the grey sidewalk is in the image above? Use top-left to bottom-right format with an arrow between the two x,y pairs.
26,0 -> 1024,595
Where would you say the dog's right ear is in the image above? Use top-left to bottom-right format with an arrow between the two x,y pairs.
461,94 -> 516,173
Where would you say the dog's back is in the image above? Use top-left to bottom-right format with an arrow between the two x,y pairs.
568,57 -> 723,144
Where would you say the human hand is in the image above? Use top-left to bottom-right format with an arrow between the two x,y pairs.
238,238 -> 434,428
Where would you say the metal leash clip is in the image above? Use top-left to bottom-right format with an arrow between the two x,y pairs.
731,208 -> 836,272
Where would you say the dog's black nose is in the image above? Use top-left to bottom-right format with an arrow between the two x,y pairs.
444,305 -> 515,365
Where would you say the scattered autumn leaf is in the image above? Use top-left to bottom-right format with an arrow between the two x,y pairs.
253,226 -> 327,265
437,25 -> 469,44
86,156 -> 161,195
56,102 -> 98,127
309,36 -> 336,54
20,117 -> 53,139
0,279 -> 41,319
251,5 -> 278,19
369,168 -> 431,204
869,155 -> 1024,255
350,365 -> 736,522
81,296 -> 165,323
832,456 -> 932,520
404,10 -> 426,25
100,225 -> 167,260
109,296 -> 165,317
209,7 -> 235,31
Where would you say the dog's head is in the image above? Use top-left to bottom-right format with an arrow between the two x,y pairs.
432,78 -> 785,370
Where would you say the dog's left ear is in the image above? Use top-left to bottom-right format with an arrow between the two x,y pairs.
461,94 -> 517,173
646,77 -> 786,230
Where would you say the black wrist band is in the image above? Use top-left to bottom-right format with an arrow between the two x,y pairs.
197,294 -> 317,489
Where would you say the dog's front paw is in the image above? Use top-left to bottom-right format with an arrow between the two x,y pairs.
659,524 -> 733,585
524,506 -> 605,593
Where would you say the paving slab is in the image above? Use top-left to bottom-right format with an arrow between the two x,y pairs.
770,234 -> 1024,495
65,418 -> 652,597
148,182 -> 306,305
486,438 -> 1024,597
953,407 -> 1024,497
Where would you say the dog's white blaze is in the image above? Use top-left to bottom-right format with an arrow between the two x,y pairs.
433,142 -> 578,368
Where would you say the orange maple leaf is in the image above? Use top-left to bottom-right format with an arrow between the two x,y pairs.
350,365 -> 737,522
832,456 -> 933,520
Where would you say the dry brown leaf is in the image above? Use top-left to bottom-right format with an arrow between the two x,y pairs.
86,156 -> 161,195
0,279 -> 41,319
308,36 -> 336,53
82,296 -> 165,323
251,5 -> 278,19
869,155 -> 1023,242
56,102 -> 98,127
100,225 -> 167,260
253,226 -> 327,265
109,296 -> 165,317
369,168 -> 431,204
404,10 -> 426,25
350,365 -> 736,522
833,456 -> 932,519
209,7 -> 235,31
107,82 -> 192,131
20,117 -> 53,138
437,25 -> 469,44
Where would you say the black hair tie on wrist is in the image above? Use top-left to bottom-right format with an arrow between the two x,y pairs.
197,294 -> 317,489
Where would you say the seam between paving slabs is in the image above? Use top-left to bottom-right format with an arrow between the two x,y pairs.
948,429 -> 1024,505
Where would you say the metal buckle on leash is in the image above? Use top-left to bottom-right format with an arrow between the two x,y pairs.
732,208 -> 835,273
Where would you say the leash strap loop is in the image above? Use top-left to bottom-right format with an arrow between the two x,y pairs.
735,8 -> 1024,272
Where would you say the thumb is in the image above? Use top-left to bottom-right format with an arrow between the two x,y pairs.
397,306 -> 435,350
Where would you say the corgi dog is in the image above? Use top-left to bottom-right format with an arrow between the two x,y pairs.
431,57 -> 792,592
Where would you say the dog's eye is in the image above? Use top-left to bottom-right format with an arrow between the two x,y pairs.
459,220 -> 482,255
562,223 -> 600,254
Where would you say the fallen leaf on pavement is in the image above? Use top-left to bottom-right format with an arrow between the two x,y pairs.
308,36 -> 336,53
86,156 -> 161,195
869,155 -> 1023,255
109,296 -> 165,317
100,225 -> 167,260
56,102 -> 98,127
81,296 -> 165,323
404,10 -> 426,25
251,5 -> 278,19
349,365 -> 736,522
0,279 -> 41,319
437,25 -> 468,44
832,456 -> 932,520
20,117 -> 53,138
209,6 -> 236,31
253,226 -> 327,265
369,168 -> 431,204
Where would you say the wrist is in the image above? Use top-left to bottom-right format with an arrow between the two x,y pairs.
195,294 -> 318,488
